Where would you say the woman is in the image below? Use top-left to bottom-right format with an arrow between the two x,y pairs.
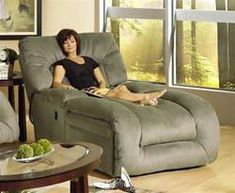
53,29 -> 166,106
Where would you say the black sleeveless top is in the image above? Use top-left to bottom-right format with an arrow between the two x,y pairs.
55,56 -> 99,90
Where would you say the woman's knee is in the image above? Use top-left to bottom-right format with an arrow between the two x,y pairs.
116,85 -> 128,92
106,85 -> 129,98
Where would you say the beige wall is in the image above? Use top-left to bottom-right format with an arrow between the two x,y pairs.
42,0 -> 95,36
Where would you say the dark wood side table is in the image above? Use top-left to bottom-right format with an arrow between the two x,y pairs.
0,72 -> 27,141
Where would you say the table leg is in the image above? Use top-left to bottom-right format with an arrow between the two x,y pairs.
70,175 -> 88,193
8,85 -> 15,110
18,84 -> 27,142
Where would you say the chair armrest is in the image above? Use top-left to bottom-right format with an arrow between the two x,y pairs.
163,90 -> 220,162
66,96 -> 142,164
124,81 -> 165,93
67,96 -> 142,137
34,88 -> 87,107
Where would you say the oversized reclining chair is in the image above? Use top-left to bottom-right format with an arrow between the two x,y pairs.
19,32 -> 220,176
0,91 -> 19,143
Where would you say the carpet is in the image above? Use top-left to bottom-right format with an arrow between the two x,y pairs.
20,176 -> 158,193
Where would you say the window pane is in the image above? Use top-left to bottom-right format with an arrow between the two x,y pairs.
178,0 -> 216,10
106,0 -> 163,8
107,18 -> 165,83
176,21 -> 235,91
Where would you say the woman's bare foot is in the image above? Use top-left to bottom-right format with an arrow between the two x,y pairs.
149,88 -> 167,100
140,94 -> 158,106
140,89 -> 166,106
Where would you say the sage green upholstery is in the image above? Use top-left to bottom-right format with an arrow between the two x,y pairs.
0,91 -> 19,143
19,32 -> 220,176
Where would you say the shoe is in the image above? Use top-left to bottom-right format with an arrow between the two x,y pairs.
93,167 -> 136,193
120,167 -> 136,193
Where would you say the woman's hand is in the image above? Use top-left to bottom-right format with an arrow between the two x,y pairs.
62,85 -> 75,89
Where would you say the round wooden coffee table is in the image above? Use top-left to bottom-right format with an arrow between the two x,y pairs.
0,142 -> 103,193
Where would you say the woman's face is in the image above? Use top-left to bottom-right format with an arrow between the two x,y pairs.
63,35 -> 77,55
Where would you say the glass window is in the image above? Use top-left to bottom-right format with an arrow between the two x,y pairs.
106,0 -> 165,83
179,0 -> 215,10
106,18 -> 165,83
105,0 -> 235,91
175,21 -> 219,89
176,0 -> 235,91
106,0 -> 163,8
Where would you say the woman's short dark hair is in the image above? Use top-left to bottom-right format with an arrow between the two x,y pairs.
56,29 -> 81,56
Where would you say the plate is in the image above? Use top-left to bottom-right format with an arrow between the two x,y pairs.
13,147 -> 55,163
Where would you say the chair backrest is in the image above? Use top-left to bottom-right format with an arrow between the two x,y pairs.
19,32 -> 127,102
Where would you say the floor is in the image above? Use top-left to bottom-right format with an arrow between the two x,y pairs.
27,120 -> 235,193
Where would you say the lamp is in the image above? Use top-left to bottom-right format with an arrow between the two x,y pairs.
0,48 -> 8,62
0,47 -> 18,79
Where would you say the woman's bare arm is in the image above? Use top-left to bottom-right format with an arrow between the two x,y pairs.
52,65 -> 74,89
94,67 -> 107,88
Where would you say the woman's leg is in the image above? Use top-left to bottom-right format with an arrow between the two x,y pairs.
106,85 -> 166,105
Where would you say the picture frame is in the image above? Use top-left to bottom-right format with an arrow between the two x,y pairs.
0,0 -> 42,40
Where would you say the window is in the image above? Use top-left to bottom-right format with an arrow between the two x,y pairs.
176,0 -> 235,91
105,0 -> 165,83
106,0 -> 163,8
103,0 -> 235,91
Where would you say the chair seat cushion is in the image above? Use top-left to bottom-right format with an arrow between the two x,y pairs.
111,99 -> 197,147
66,96 -> 196,147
